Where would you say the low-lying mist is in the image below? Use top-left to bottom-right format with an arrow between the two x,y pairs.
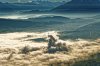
0,31 -> 100,66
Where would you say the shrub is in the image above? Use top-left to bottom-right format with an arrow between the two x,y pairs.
20,45 -> 41,54
21,45 -> 31,54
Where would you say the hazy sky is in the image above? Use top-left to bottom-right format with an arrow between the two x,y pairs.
0,0 -> 69,3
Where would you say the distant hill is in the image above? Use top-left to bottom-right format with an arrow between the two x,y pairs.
0,3 -> 15,12
53,0 -> 100,12
0,16 -> 69,33
0,2 -> 63,12
69,22 -> 100,39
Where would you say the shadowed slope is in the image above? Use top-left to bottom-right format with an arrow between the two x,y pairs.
53,0 -> 100,12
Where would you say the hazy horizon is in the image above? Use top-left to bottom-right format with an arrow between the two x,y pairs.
0,0 -> 70,3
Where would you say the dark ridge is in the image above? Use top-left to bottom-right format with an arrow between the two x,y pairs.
53,0 -> 100,12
